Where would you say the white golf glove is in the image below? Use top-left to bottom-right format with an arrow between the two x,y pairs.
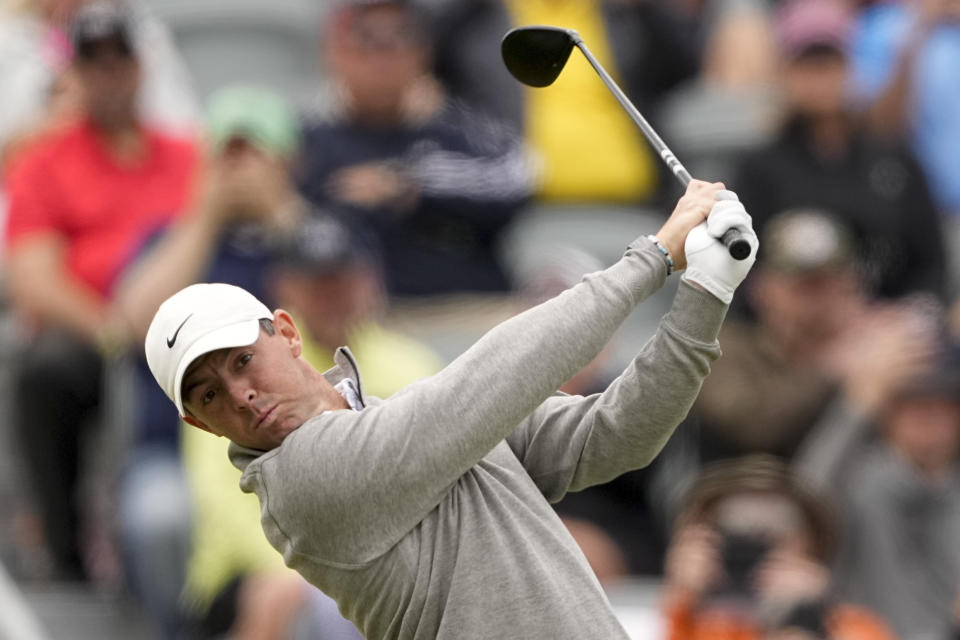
681,190 -> 758,304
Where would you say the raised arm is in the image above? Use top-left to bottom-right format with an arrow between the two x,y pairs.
257,182 -> 757,561
505,281 -> 726,502
4,150 -> 107,344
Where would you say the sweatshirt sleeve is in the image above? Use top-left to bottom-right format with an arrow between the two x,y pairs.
505,282 -> 726,502
793,397 -> 875,493
252,240 -> 724,563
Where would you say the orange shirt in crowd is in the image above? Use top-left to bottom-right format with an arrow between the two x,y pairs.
666,598 -> 897,640
3,118 -> 197,297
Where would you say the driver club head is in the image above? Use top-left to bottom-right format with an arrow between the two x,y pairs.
501,26 -> 579,88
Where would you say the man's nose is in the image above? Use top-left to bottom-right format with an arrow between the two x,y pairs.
225,379 -> 256,409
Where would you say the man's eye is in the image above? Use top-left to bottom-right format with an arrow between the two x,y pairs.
202,389 -> 216,406
238,353 -> 252,368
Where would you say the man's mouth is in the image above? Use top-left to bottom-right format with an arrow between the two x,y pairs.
255,405 -> 277,430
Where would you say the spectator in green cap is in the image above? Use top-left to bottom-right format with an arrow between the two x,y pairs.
205,85 -> 299,159
117,83 -> 308,327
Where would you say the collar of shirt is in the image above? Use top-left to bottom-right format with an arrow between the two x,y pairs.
334,378 -> 363,411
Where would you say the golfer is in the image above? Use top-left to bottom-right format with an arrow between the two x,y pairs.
145,180 -> 757,639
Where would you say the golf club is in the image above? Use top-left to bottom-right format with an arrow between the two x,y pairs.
501,25 -> 752,261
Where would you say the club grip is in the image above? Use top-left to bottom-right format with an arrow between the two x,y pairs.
722,228 -> 752,261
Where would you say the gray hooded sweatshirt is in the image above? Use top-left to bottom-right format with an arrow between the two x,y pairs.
228,239 -> 727,639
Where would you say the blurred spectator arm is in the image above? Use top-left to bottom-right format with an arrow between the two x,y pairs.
404,103 -> 537,226
4,153 -> 106,342
796,304 -> 939,489
840,461 -> 953,633
113,203 -> 222,344
411,139 -> 537,227
859,20 -> 924,137
6,233 -> 107,343
662,523 -> 722,613
793,398 -> 874,493
115,148 -> 296,342
857,2 -> 958,137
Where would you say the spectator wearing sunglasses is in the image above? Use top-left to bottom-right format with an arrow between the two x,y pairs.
298,0 -> 538,297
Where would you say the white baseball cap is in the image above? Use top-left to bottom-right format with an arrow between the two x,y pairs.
145,283 -> 273,416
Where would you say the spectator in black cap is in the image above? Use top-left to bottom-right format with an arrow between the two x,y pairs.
693,209 -> 863,461
70,0 -> 138,127
692,207 -> 939,463
732,0 -> 946,302
0,0 -> 196,168
268,212 -> 442,384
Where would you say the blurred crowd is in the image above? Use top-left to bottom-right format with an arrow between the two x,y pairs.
0,0 -> 958,638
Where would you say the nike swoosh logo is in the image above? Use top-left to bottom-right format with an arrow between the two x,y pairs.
166,314 -> 193,348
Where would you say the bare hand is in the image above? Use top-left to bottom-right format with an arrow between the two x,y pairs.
753,548 -> 830,608
230,573 -> 306,640
918,0 -> 960,28
665,524 -> 723,600
326,163 -> 419,212
656,180 -> 727,271
203,145 -> 293,224
820,301 -> 940,415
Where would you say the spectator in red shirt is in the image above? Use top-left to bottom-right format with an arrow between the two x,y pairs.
1,1 -> 197,581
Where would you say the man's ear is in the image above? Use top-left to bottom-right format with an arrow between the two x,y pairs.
273,309 -> 303,358
184,415 -> 218,436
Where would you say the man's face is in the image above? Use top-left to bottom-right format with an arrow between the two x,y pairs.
885,395 -> 960,477
713,490 -> 813,555
181,311 -> 344,450
74,34 -> 141,126
327,4 -> 429,114
272,266 -> 380,351
783,48 -> 848,118
753,267 -> 862,348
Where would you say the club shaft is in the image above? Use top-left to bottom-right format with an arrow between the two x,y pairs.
571,36 -> 692,188
568,33 -> 750,261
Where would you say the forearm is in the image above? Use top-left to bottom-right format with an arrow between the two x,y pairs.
793,397 -> 873,493
271,181 -> 755,559
427,239 -> 670,445
864,28 -> 924,135
414,146 -> 536,223
5,240 -> 107,342
268,239 -> 674,560
591,284 -> 723,465
113,210 -> 222,342
9,272 -> 107,342
523,283 -> 725,497
306,241 -> 671,521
